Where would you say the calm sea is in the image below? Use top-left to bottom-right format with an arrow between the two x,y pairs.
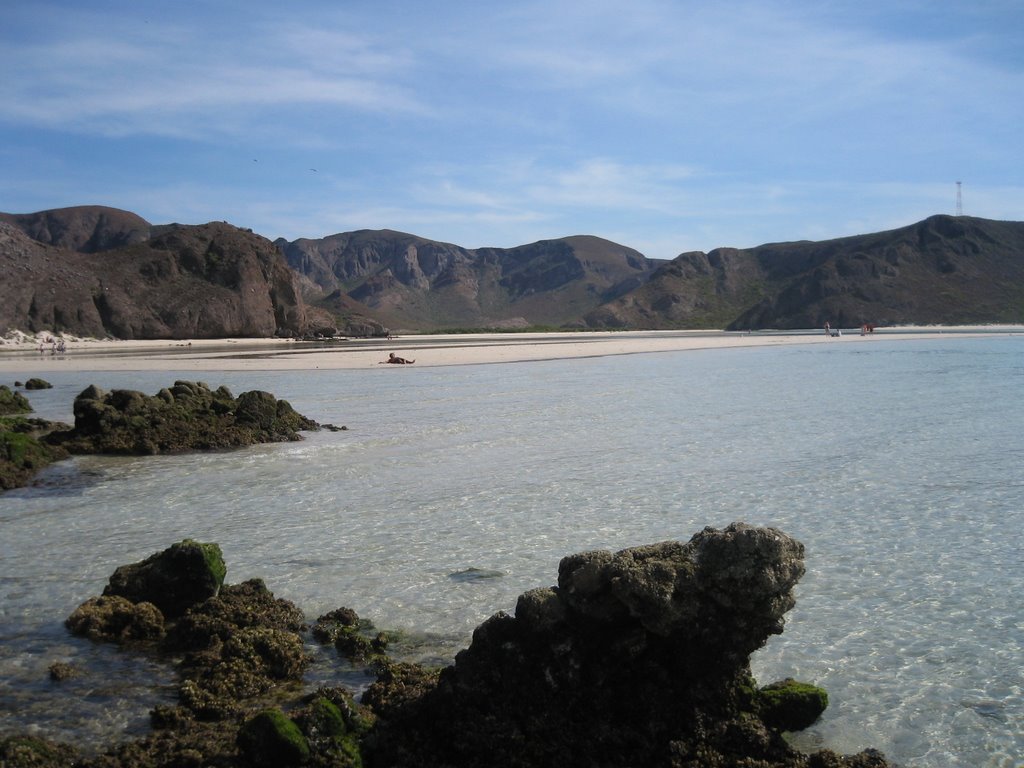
1,336 -> 1022,766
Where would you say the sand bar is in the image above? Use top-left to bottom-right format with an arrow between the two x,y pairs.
0,327 -> 1021,374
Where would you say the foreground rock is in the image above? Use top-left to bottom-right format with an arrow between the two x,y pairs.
10,526 -> 892,768
46,380 -> 319,454
365,523 -> 892,767
60,540 -> 368,767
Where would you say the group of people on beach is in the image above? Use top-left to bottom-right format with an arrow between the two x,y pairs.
37,337 -> 67,355
824,322 -> 876,338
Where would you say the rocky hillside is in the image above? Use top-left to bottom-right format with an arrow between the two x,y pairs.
4,206 -> 1022,337
587,215 -> 1024,330
0,215 -> 313,339
276,230 -> 661,330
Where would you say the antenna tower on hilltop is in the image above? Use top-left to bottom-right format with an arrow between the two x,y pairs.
955,181 -> 963,216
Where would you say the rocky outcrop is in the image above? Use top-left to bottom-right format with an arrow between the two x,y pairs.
365,523 -> 890,768
59,541 -> 368,768
0,385 -> 31,415
24,527 -> 891,767
0,413 -> 69,491
45,380 -> 319,455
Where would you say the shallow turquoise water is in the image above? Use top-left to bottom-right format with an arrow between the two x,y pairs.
2,336 -> 1022,766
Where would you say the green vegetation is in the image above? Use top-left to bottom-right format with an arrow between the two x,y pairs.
237,708 -> 311,767
0,424 -> 68,491
756,678 -> 829,731
0,385 -> 32,415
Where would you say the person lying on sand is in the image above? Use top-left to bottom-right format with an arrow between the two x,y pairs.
381,352 -> 415,364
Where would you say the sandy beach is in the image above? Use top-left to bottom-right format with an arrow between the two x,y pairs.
0,327 -> 1021,374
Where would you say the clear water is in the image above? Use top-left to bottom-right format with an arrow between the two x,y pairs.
2,337 -> 1022,766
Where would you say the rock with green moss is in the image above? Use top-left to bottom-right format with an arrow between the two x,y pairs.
0,384 -> 32,415
24,378 -> 53,390
756,678 -> 829,732
102,539 -> 227,619
0,734 -> 79,767
45,380 -> 319,455
292,692 -> 369,767
237,708 -> 310,768
0,427 -> 69,490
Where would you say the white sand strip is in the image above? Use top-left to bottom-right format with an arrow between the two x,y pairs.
0,328 -> 1020,374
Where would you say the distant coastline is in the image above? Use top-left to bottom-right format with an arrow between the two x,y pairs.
1,326 -> 1021,374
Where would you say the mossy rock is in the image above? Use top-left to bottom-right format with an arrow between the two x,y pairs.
47,381 -> 319,455
0,734 -> 79,767
293,693 -> 369,768
0,429 -> 69,491
103,539 -> 226,619
24,378 -> 53,390
756,678 -> 829,731
237,708 -> 310,768
0,385 -> 32,416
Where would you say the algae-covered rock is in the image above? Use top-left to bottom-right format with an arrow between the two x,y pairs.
0,384 -> 32,415
64,595 -> 166,643
292,692 -> 368,767
237,708 -> 310,768
757,678 -> 829,732
0,427 -> 69,490
0,734 -> 79,767
167,578 -> 305,652
103,539 -> 226,619
24,378 -> 53,390
46,380 -> 319,455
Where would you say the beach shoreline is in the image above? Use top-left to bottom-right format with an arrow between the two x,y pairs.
1,326 -> 1021,373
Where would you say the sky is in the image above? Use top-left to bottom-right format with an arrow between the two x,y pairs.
1,0 -> 1022,260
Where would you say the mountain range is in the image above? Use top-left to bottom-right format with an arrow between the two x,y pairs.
2,205 -> 1022,338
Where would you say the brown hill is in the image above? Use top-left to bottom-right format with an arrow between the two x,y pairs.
0,205 -> 152,253
586,215 -> 1024,330
0,218 -> 309,339
275,231 -> 661,330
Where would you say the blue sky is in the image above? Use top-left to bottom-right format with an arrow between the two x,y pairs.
1,0 -> 1021,260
